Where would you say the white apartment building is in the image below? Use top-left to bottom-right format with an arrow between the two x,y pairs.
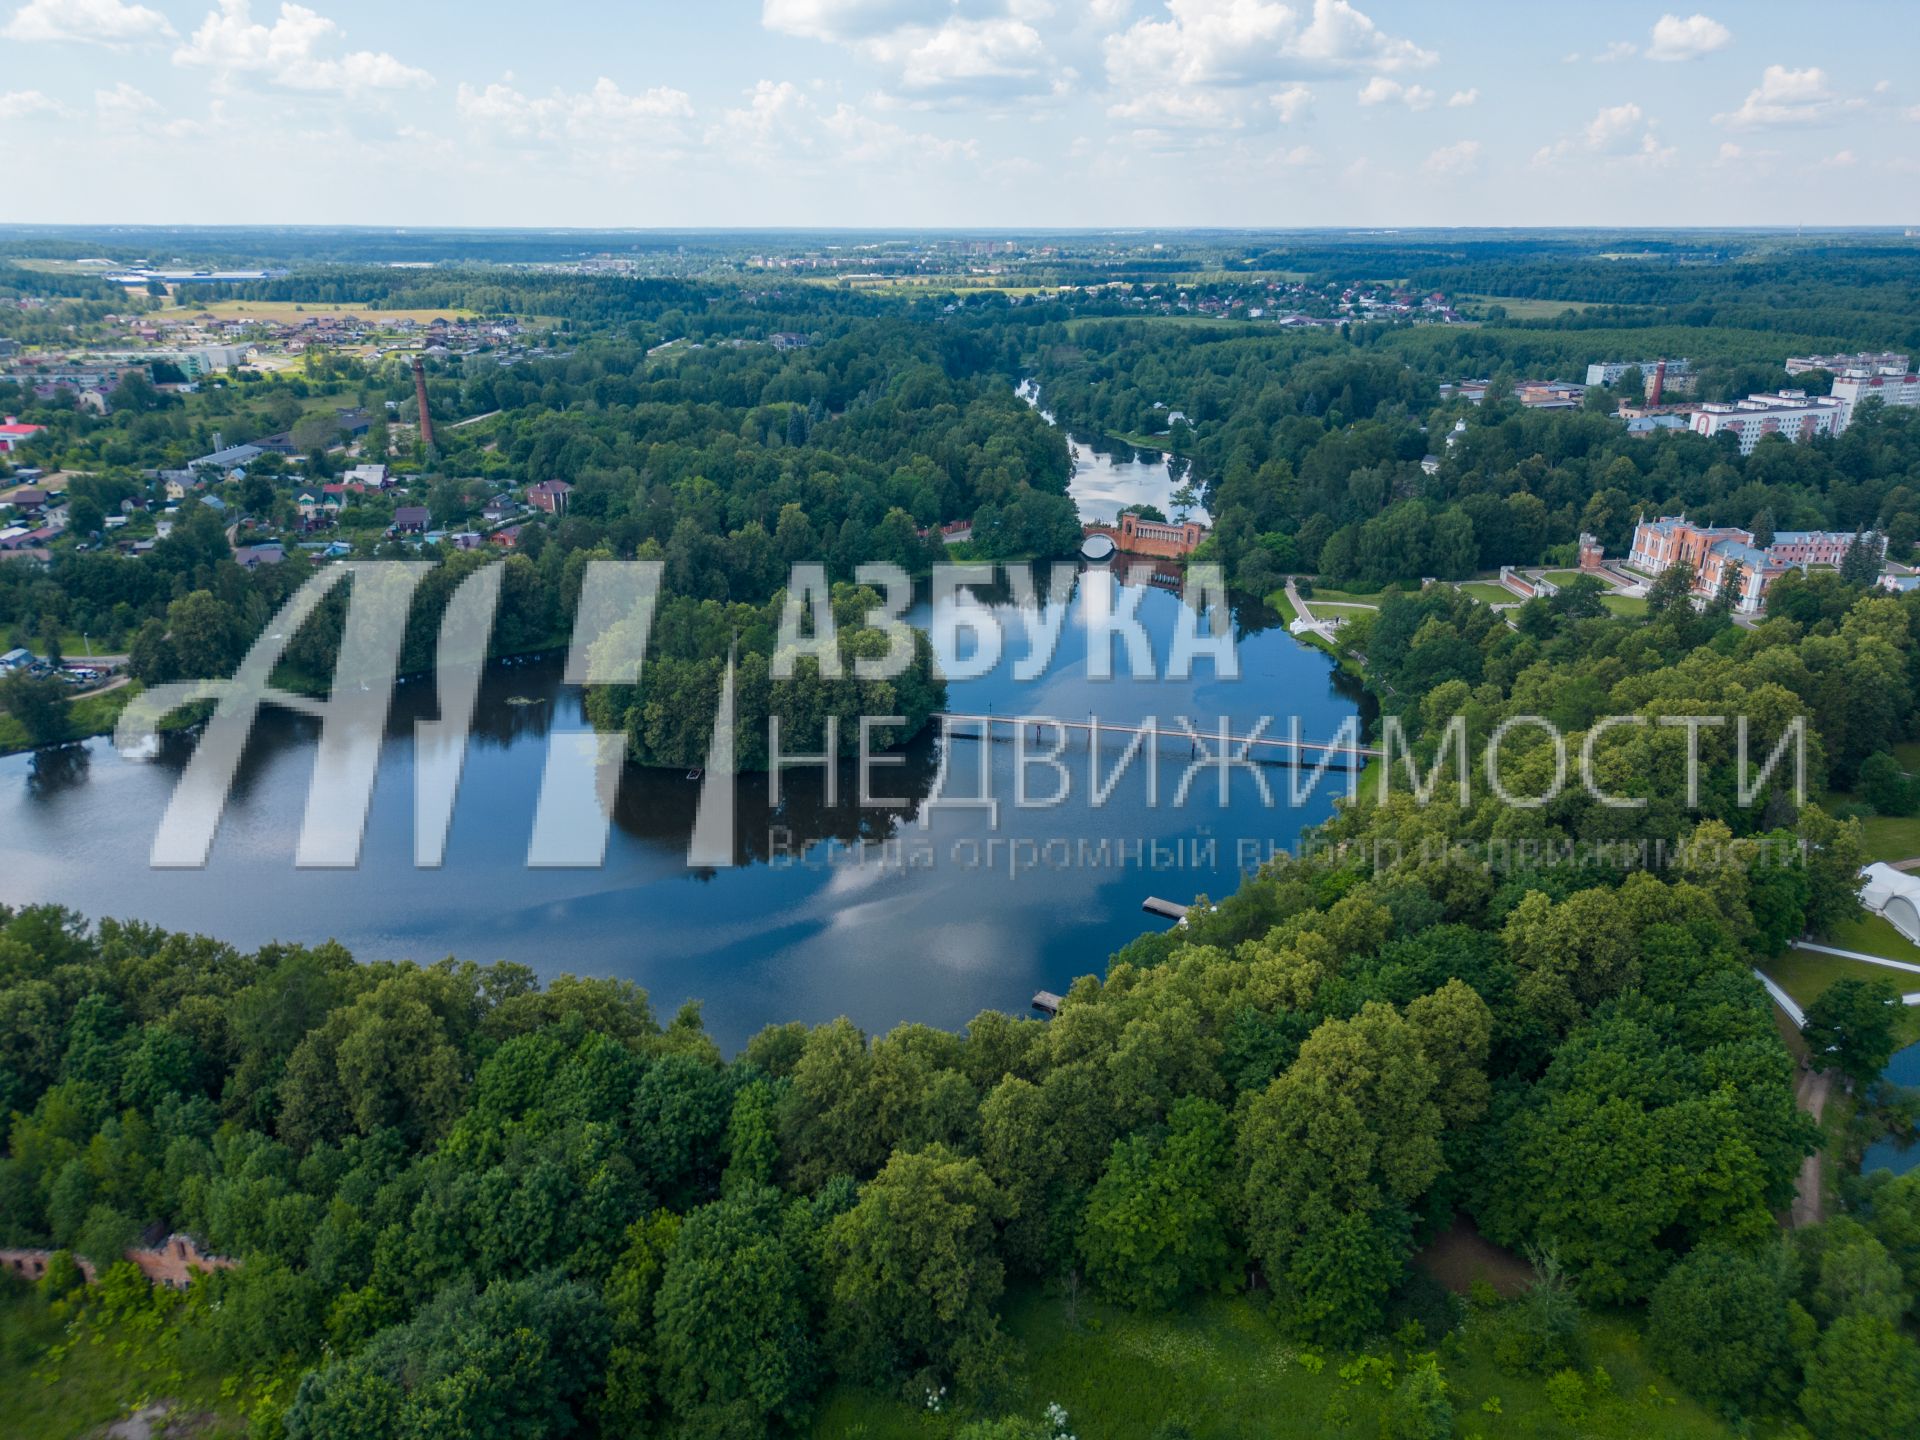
1830,368 -> 1920,428
1785,351 -> 1909,376
1690,392 -> 1844,454
1585,358 -> 1696,395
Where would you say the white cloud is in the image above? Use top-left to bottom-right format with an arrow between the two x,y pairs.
1087,0 -> 1130,20
1823,148 -> 1857,168
1424,138 -> 1479,177
173,1 -> 431,93
883,16 -> 1058,96
1595,41 -> 1636,63
1535,102 -> 1675,167
0,88 -> 64,118
1357,76 -> 1433,109
3,0 -> 172,45
710,78 -> 817,162
1582,102 -> 1646,151
1447,88 -> 1477,107
1105,0 -> 1434,89
1108,86 -> 1236,127
766,1 -> 1064,100
457,76 -> 694,155
1714,65 -> 1860,128
762,0 -> 948,42
1908,104 -> 1920,123
94,80 -> 159,124
1269,83 -> 1312,121
1646,13 -> 1731,62
820,102 -> 978,164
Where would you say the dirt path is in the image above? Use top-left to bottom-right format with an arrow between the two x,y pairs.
1791,1066 -> 1833,1228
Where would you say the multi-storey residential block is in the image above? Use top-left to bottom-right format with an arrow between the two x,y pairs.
1830,367 -> 1920,428
1785,351 -> 1909,376
1689,392 -> 1844,454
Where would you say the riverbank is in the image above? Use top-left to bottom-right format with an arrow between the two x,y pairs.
0,681 -> 145,757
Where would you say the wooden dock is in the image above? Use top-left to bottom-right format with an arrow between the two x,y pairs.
1141,896 -> 1190,921
1031,990 -> 1063,1016
935,712 -> 1379,768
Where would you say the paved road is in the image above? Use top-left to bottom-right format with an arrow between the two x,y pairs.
1790,940 -> 1920,997
1284,577 -> 1341,645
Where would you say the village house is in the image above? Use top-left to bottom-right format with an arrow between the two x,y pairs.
527,479 -> 573,515
0,416 -> 45,454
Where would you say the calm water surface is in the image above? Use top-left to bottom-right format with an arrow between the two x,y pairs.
0,431 -> 1355,1050
1862,1039 -> 1920,1175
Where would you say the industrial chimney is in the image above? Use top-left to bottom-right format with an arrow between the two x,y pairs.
412,356 -> 435,460
1648,359 -> 1667,408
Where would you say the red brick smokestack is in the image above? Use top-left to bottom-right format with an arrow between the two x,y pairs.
412,356 -> 435,458
1649,359 -> 1666,407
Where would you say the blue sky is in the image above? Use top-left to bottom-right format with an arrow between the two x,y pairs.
1,0 -> 1915,227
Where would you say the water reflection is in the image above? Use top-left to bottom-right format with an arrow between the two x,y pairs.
0,576 -> 1359,1050
24,744 -> 90,799
1019,381 -> 1209,527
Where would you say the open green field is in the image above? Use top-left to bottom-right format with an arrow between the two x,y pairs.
1303,586 -> 1396,606
1825,796 -> 1920,862
176,299 -> 477,323
1542,570 -> 1588,586
1458,295 -> 1617,320
1456,581 -> 1518,606
811,1288 -> 1754,1440
1761,934 -> 1920,1048
1599,594 -> 1648,617
1818,909 -> 1920,967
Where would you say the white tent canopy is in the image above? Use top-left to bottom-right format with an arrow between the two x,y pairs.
1859,863 -> 1920,944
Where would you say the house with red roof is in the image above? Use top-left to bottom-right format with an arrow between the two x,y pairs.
0,417 -> 45,455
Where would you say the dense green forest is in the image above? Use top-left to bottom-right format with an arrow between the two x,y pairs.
6,233 -> 1920,1436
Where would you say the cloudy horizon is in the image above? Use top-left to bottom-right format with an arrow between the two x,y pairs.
1,0 -> 1914,228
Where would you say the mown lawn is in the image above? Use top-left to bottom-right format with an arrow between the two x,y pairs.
1458,295 -> 1613,320
1302,586 -> 1393,606
811,1288 -> 1759,1439
1456,582 -> 1518,606
1599,594 -> 1648,618
1860,812 -> 1920,862
1763,929 -> 1920,1047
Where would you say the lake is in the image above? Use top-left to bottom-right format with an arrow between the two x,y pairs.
0,423 -> 1360,1051
1021,380 -> 1208,527
1862,1038 -> 1920,1175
